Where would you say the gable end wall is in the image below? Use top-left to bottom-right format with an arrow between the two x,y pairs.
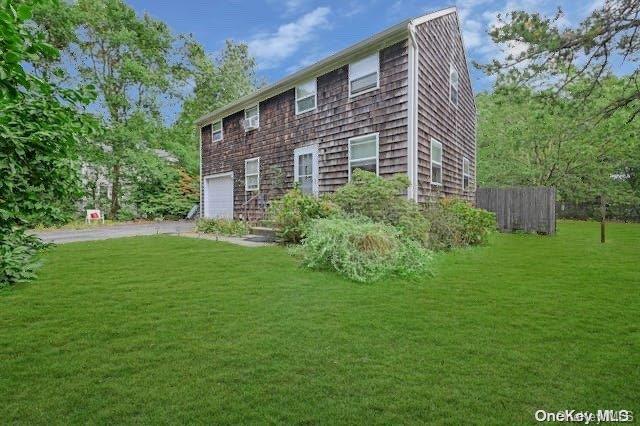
415,12 -> 476,202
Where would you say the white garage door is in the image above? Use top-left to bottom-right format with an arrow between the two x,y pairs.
204,173 -> 234,219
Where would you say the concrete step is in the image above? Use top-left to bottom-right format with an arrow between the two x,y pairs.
249,226 -> 279,242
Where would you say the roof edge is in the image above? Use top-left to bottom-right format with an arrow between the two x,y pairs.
196,6 -> 457,126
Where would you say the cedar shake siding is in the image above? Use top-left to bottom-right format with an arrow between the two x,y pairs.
415,12 -> 476,202
201,40 -> 409,219
198,7 -> 475,219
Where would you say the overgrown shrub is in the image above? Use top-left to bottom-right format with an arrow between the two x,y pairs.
424,198 -> 495,250
196,218 -> 249,236
299,217 -> 432,283
268,187 -> 338,243
331,170 -> 429,245
1,228 -> 47,288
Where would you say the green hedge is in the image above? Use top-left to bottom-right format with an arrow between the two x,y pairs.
267,187 -> 338,244
331,170 -> 429,245
196,218 -> 249,237
424,199 -> 495,250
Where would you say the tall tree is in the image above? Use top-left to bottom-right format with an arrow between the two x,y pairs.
479,0 -> 640,120
34,0 -> 191,216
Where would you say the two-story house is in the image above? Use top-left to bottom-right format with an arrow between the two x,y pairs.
197,6 -> 475,220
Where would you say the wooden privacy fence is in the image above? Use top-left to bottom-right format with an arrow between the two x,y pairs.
476,187 -> 556,234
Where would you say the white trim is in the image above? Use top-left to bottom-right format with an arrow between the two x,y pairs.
407,23 -> 419,201
295,78 -> 317,115
462,156 -> 471,191
293,145 -> 319,196
244,157 -> 260,191
410,6 -> 456,26
348,133 -> 379,181
430,138 -> 443,186
449,63 -> 459,107
244,104 -> 259,131
348,52 -> 380,98
202,171 -> 234,219
212,119 -> 223,142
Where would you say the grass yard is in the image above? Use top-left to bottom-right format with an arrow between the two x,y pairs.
1,221 -> 638,424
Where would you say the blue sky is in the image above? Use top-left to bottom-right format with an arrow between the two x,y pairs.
126,0 -> 605,92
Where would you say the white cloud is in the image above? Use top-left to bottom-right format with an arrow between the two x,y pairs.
248,7 -> 331,70
284,0 -> 307,14
462,19 -> 483,49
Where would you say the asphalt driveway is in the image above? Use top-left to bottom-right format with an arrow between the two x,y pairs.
33,221 -> 195,244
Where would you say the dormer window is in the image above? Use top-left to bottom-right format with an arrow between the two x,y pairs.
244,105 -> 259,131
450,64 -> 459,106
295,79 -> 317,114
349,52 -> 379,97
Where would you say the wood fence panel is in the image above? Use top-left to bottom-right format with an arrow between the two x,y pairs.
476,187 -> 556,234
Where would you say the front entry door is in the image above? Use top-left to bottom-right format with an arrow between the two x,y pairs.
294,145 -> 319,196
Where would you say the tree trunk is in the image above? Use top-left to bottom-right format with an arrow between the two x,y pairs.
600,194 -> 606,244
111,163 -> 121,218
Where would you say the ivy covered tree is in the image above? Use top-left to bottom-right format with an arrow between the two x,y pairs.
1,0 -> 97,285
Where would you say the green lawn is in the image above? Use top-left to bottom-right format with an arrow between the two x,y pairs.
1,221 -> 638,424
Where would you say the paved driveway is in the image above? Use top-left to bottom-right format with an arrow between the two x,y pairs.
33,221 -> 196,244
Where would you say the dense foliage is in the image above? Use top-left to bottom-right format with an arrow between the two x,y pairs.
0,230 -> 46,288
477,79 -> 640,218
271,172 -> 494,281
479,0 -> 640,120
268,187 -> 338,243
424,199 -> 496,251
1,0 -> 96,286
196,219 -> 249,237
331,170 -> 430,245
300,217 -> 432,283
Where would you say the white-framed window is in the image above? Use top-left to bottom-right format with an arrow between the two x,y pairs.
431,138 -> 442,186
449,64 -> 459,106
463,157 -> 471,191
295,79 -> 317,114
348,133 -> 379,180
294,145 -> 318,195
349,52 -> 379,97
244,104 -> 259,131
212,119 -> 223,142
245,157 -> 260,191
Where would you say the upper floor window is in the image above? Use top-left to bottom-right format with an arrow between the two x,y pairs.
349,52 -> 379,97
295,79 -> 317,114
244,104 -> 259,131
463,157 -> 471,191
431,138 -> 442,186
449,64 -> 459,106
348,133 -> 378,180
212,120 -> 223,142
245,157 -> 260,191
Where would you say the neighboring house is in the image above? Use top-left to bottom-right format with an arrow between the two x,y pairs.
197,6 -> 475,220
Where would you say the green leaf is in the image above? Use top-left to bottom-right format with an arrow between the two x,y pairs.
16,4 -> 31,21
